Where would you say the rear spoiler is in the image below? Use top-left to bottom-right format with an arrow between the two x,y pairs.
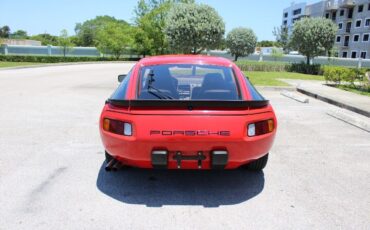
107,99 -> 269,109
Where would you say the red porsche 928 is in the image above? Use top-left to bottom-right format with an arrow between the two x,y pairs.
100,55 -> 277,171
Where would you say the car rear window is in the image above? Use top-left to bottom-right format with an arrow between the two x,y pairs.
137,64 -> 241,101
110,69 -> 132,100
242,75 -> 265,101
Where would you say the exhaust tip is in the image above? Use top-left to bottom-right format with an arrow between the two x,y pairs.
112,161 -> 122,172
105,159 -> 117,172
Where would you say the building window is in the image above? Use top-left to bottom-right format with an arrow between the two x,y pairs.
292,18 -> 300,23
293,8 -> 302,15
342,52 -> 348,58
338,23 -> 343,29
355,19 -> 361,28
360,52 -> 367,59
346,22 -> 352,32
284,12 -> 288,18
348,8 -> 353,18
363,34 -> 369,42
340,9 -> 345,16
344,35 -> 350,46
332,12 -> 337,20
336,36 -> 341,43
326,13 -> 330,18
358,5 -> 364,12
368,4 -> 370,11
365,18 -> 370,27
283,20 -> 287,25
351,51 -> 357,58
353,34 -> 360,42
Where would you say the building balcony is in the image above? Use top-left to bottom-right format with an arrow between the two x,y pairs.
340,0 -> 355,8
326,2 -> 339,11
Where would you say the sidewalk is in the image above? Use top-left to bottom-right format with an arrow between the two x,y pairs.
281,79 -> 370,118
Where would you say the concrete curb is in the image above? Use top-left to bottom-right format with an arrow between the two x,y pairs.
0,61 -> 137,71
281,90 -> 309,103
297,86 -> 370,118
256,86 -> 295,91
327,110 -> 370,133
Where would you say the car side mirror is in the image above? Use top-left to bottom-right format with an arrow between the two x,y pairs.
118,74 -> 127,83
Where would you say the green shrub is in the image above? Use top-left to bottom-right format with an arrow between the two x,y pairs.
236,60 -> 289,72
322,66 -> 361,85
286,62 -> 322,75
0,55 -> 140,63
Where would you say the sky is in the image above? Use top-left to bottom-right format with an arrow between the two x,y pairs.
0,0 -> 318,41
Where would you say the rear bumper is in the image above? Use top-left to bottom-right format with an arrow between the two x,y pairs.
100,106 -> 277,169
100,131 -> 275,169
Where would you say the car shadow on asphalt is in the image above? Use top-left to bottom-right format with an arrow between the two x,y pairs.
96,163 -> 265,207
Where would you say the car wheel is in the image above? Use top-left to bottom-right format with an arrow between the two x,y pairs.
246,154 -> 268,171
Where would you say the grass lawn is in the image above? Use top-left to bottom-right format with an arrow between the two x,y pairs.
336,85 -> 370,97
245,71 -> 324,86
0,62 -> 41,68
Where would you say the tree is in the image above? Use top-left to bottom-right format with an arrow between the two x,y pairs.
12,30 -> 28,39
30,33 -> 59,46
75,16 -> 128,47
136,2 -> 171,55
133,27 -> 154,57
58,29 -> 74,57
257,40 -> 278,47
0,26 -> 11,38
226,27 -> 257,61
96,22 -> 134,59
273,26 -> 289,53
133,0 -> 196,55
165,3 -> 225,54
290,18 -> 337,65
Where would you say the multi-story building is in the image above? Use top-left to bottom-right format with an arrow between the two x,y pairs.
282,0 -> 370,59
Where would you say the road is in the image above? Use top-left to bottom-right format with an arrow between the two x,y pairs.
0,63 -> 369,230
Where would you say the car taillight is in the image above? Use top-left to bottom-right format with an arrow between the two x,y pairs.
247,119 -> 274,137
103,118 -> 132,136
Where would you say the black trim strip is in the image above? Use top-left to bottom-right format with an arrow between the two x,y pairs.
108,99 -> 269,109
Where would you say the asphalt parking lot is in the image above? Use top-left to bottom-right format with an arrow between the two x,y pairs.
0,63 -> 369,229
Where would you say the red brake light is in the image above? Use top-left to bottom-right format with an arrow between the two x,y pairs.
248,119 -> 274,137
103,118 -> 132,136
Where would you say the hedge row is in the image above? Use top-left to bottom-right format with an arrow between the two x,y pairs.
322,66 -> 369,85
286,63 -> 323,75
0,55 -> 141,63
236,60 -> 288,72
236,61 -> 324,75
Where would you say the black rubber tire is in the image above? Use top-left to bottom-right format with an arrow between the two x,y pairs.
105,151 -> 113,163
246,154 -> 269,171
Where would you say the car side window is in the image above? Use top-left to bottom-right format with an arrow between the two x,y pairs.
242,75 -> 265,101
110,69 -> 133,100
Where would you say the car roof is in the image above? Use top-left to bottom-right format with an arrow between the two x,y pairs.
138,55 -> 234,67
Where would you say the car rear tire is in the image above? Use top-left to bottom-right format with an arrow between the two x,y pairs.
246,154 -> 268,171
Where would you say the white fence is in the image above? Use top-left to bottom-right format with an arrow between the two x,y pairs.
0,44 -> 101,57
209,51 -> 370,68
1,44 -> 370,68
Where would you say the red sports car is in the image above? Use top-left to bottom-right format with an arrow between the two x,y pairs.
100,55 -> 277,171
